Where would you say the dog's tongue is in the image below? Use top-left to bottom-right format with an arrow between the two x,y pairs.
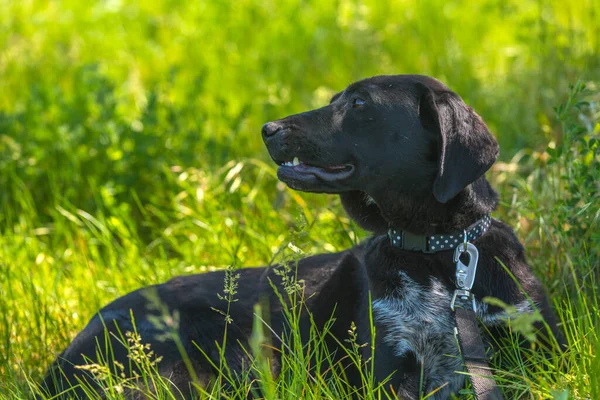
324,164 -> 349,171
293,163 -> 354,181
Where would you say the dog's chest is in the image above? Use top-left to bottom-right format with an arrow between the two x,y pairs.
372,272 -> 457,360
371,271 -> 470,396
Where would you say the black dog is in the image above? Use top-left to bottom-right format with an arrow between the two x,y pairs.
41,75 -> 560,399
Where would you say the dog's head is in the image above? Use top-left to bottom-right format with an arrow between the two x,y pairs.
262,75 -> 498,233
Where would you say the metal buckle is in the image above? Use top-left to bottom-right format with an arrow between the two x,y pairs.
402,231 -> 431,253
451,290 -> 477,312
450,242 -> 479,312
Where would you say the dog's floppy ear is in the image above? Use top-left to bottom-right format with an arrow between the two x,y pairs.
418,84 -> 499,203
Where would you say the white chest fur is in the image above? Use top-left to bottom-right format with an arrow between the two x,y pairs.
372,272 -> 464,398
372,271 -> 537,398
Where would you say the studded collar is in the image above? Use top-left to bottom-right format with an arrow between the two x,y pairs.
387,215 -> 492,253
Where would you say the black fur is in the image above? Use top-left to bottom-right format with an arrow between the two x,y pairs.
41,74 -> 561,399
39,249 -> 373,398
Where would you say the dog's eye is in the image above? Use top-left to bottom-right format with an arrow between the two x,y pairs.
352,98 -> 366,108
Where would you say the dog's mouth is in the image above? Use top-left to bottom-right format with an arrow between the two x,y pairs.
277,157 -> 355,182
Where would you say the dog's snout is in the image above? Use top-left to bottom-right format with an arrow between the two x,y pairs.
262,121 -> 283,138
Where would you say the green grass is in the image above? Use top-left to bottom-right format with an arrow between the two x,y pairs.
0,0 -> 599,398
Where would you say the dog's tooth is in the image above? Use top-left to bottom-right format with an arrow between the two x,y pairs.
293,157 -> 300,166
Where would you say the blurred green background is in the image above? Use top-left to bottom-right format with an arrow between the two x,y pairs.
0,0 -> 599,397
1,0 -> 598,225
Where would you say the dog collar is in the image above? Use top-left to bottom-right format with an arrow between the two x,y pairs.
387,215 -> 492,253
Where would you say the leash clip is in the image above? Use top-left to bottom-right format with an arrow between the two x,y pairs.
450,242 -> 479,312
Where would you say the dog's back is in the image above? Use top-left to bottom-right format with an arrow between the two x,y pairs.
39,249 -> 369,399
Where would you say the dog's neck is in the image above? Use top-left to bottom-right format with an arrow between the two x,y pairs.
342,177 -> 498,236
384,178 -> 498,235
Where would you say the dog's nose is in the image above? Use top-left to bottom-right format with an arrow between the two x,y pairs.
262,121 -> 283,138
